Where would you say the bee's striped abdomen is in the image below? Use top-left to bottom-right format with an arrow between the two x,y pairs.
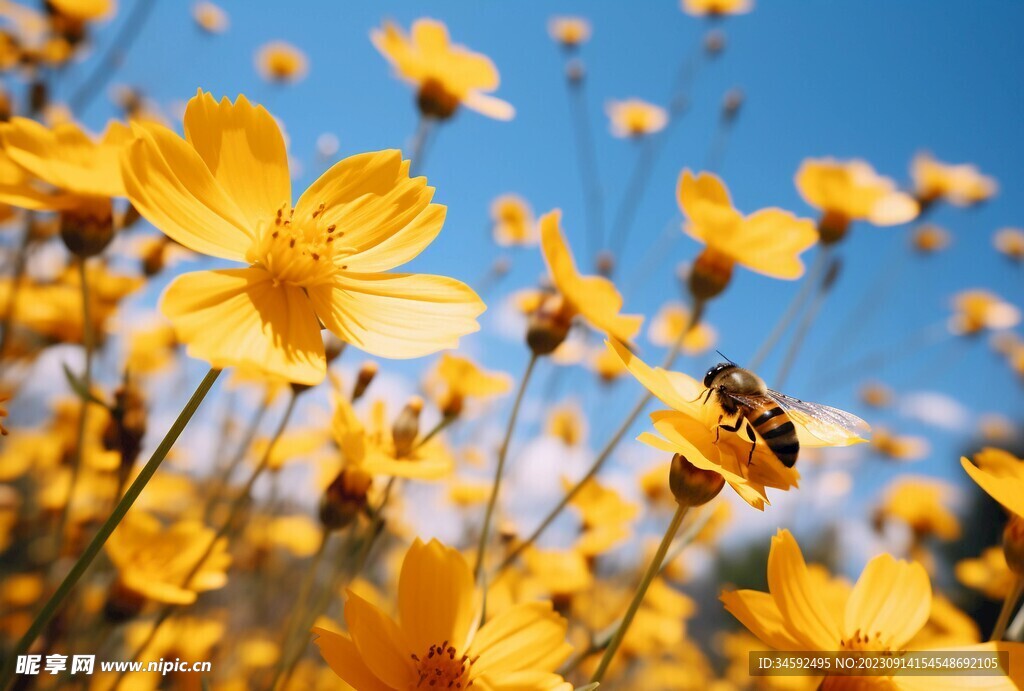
747,404 -> 799,468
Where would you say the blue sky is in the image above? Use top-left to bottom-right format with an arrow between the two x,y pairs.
49,1 -> 1023,557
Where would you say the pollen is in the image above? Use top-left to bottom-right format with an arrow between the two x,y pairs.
247,202 -> 357,287
410,640 -> 477,688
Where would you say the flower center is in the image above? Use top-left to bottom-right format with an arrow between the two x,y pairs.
410,640 -> 476,689
839,629 -> 891,653
247,202 -> 355,287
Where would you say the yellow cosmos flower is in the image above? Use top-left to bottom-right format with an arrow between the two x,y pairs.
721,529 -> 1024,689
795,157 -> 919,229
539,210 -> 643,342
870,427 -> 929,462
682,0 -> 753,17
255,41 -> 308,83
192,1 -> 228,34
490,193 -> 537,247
121,91 -> 484,385
957,547 -> 1018,601
606,98 -> 668,138
590,344 -> 629,383
125,615 -> 225,665
522,546 -> 595,600
679,170 -> 818,281
427,353 -> 512,417
105,511 -> 230,606
948,290 -> 1020,336
962,448 -> 1024,519
567,476 -> 638,556
648,302 -> 717,354
994,228 -> 1024,262
874,477 -> 960,542
548,16 -> 591,48
313,538 -> 572,691
371,18 -> 514,121
546,403 -> 587,447
48,0 -> 115,22
911,152 -> 997,207
609,339 -> 803,510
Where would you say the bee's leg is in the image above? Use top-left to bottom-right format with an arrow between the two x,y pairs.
717,415 -> 744,445
744,421 -> 757,466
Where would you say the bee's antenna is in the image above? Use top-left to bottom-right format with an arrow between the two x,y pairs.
716,350 -> 736,365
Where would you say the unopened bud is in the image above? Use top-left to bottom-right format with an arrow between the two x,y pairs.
60,199 -> 114,257
0,86 -> 11,122
319,467 -> 372,531
566,57 -> 585,84
142,236 -> 169,277
818,211 -> 851,245
595,251 -> 614,278
392,396 -> 423,458
911,224 -> 950,255
351,361 -> 378,402
687,248 -> 733,301
323,332 -> 346,364
722,88 -> 744,122
29,79 -> 47,115
704,29 -> 726,56
527,293 -> 573,356
103,579 -> 146,623
1003,514 -> 1024,575
669,454 -> 725,507
105,382 -> 147,489
492,256 -> 511,278
120,203 -> 142,231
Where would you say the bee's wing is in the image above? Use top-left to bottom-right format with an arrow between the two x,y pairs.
764,390 -> 870,447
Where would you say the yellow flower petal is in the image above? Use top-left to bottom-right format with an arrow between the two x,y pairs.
843,553 -> 931,649
344,590 -> 417,688
766,530 -> 841,650
729,208 -> 817,280
308,272 -> 484,359
311,627 -> 393,690
121,122 -> 254,262
469,602 -> 572,678
894,643 -> 1024,690
962,455 -> 1024,518
608,339 -> 703,415
160,268 -> 326,385
720,589 -> 805,651
474,671 -> 572,691
398,539 -> 477,655
464,91 -> 516,121
182,91 -> 291,228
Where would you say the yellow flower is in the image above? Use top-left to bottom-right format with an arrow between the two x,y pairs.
682,0 -> 753,17
252,428 -> 328,472
121,92 -> 484,385
105,511 -> 230,606
911,224 -> 951,254
522,546 -> 595,600
679,170 -> 818,281
125,615 -> 225,664
427,353 -> 512,417
874,477 -> 960,541
795,158 -> 919,230
911,152 -> 997,207
546,403 -> 587,448
539,210 -> 643,342
957,547 -> 1018,601
962,448 -> 1024,518
313,538 -> 572,691
567,476 -> 638,556
192,1 -> 228,34
994,227 -> 1024,262
870,427 -> 929,462
48,0 -> 115,22
610,339 -> 803,510
371,18 -> 514,121
548,16 -> 591,48
722,529 -> 1024,689
648,302 -> 717,354
124,319 -> 177,375
859,380 -> 894,408
255,41 -> 308,83
490,193 -> 537,246
606,98 -> 668,138
948,289 -> 1020,336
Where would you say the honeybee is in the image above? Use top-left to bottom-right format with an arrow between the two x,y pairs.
702,360 -> 869,467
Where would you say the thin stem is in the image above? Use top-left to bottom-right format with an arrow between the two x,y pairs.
0,215 -> 33,369
566,74 -> 604,266
474,353 -> 539,580
589,504 -> 689,684
496,302 -> 703,575
607,137 -> 658,264
53,258 -> 95,557
991,576 -> 1024,641
774,247 -> 836,389
0,368 -> 221,691
201,396 -> 271,522
409,115 -> 436,177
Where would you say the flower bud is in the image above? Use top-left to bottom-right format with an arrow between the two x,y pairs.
417,79 -> 459,120
911,224 -> 950,255
351,361 -> 378,402
669,454 -> 725,507
392,396 -> 423,459
687,248 -> 733,301
704,29 -> 726,56
1003,514 -> 1024,575
142,236 -> 170,276
818,210 -> 851,245
323,332 -> 346,364
319,466 -> 372,531
60,199 -> 114,258
105,382 -> 148,490
527,293 -> 573,356
595,251 -> 615,278
722,88 -> 744,122
566,57 -> 586,84
0,85 -> 11,122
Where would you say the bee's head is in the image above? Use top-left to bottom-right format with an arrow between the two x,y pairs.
703,362 -> 736,388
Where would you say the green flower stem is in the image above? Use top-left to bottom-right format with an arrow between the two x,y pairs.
0,367 -> 221,691
589,503 -> 689,684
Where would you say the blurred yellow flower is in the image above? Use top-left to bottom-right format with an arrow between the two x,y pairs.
957,547 -> 1018,601
859,380 -> 894,408
540,210 -> 643,342
648,302 -> 717,354
606,98 -> 668,138
48,0 -> 115,22
722,530 -> 1023,688
428,353 -> 512,417
589,344 -> 629,382
912,152 -> 997,207
124,319 -> 177,375
255,40 -> 308,83
994,227 -> 1024,262
523,546 -> 595,600
192,1 -> 228,34
125,615 -> 225,665
490,193 -> 537,246
870,427 -> 930,462
679,170 -> 817,281
546,403 -> 587,447
682,0 -> 753,17
121,91 -> 484,385
313,538 -> 572,690
567,476 -> 638,556
911,224 -> 951,254
548,16 -> 591,48
795,158 -> 919,232
371,18 -> 514,121
962,448 -> 1024,518
106,511 -> 230,606
948,289 -> 1020,336
874,477 -> 960,541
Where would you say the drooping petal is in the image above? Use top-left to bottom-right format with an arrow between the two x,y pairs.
844,553 -> 931,649
720,589 -> 806,651
398,539 -> 478,654
183,91 -> 291,227
469,602 -> 571,678
344,590 -> 418,688
608,339 -> 704,415
961,456 -> 1024,518
121,122 -> 254,261
160,268 -> 326,385
311,627 -> 392,691
463,92 -> 516,121
766,530 -> 841,650
308,272 -> 484,359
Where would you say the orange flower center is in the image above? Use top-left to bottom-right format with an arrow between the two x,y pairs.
248,202 -> 355,287
839,629 -> 891,653
410,640 -> 476,688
